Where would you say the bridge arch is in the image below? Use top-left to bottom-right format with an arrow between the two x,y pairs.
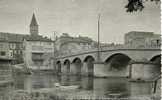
72,57 -> 82,63
84,55 -> 95,62
63,59 -> 71,65
150,54 -> 161,64
63,59 -> 71,73
56,61 -> 61,73
83,55 -> 95,76
150,54 -> 161,75
71,57 -> 82,75
146,54 -> 161,78
104,53 -> 131,77
105,53 -> 131,63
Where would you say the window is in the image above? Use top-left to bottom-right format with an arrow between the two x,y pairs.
17,50 -> 19,54
17,44 -> 20,49
20,44 -> 23,49
0,51 -> 6,56
9,43 -> 12,49
11,43 -> 16,49
0,44 -> 3,48
10,52 -> 13,57
156,40 -> 160,45
14,50 -> 17,54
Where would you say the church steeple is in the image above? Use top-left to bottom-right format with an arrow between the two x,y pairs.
30,13 -> 39,36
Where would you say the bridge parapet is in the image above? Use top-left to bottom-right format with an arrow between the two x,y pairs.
56,44 -> 160,58
101,44 -> 160,50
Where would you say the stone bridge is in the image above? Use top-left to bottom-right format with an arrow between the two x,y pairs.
55,46 -> 161,80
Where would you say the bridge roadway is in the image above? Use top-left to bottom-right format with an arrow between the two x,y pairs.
54,45 -> 161,80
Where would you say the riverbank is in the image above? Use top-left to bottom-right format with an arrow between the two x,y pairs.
10,88 -> 161,100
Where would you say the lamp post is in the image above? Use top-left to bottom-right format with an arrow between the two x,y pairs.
97,14 -> 101,62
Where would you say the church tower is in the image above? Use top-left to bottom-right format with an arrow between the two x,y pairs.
30,13 -> 39,36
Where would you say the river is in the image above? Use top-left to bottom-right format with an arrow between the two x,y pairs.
0,72 -> 154,99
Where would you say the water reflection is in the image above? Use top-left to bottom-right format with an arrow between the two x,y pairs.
93,78 -> 130,97
130,82 -> 152,96
12,73 -> 152,97
0,84 -> 13,100
13,73 -> 55,91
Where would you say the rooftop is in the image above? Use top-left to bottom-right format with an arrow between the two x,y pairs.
30,13 -> 38,26
24,35 -> 53,42
0,32 -> 53,42
0,32 -> 27,42
125,31 -> 154,36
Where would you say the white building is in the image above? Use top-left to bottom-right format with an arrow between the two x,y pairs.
124,31 -> 161,47
23,13 -> 54,70
23,36 -> 54,70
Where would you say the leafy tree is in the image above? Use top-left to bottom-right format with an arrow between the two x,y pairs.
125,0 -> 160,12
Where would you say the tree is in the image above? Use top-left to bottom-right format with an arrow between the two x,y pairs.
125,0 -> 160,12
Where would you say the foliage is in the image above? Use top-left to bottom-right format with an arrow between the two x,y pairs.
125,0 -> 160,12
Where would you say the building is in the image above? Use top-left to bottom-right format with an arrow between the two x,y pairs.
145,34 -> 161,46
0,39 -> 13,85
124,31 -> 161,47
0,13 -> 54,68
0,13 -> 40,64
0,39 -> 11,59
23,13 -> 54,70
23,36 -> 54,70
0,32 -> 26,64
55,33 -> 97,56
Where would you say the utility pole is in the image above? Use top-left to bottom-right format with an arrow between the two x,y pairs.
97,14 -> 101,62
53,31 -> 57,73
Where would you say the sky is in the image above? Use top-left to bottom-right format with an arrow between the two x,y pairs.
0,0 -> 160,43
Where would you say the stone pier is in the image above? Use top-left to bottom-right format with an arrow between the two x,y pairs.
81,62 -> 89,76
70,63 -> 82,75
129,60 -> 160,81
93,62 -> 130,77
93,62 -> 107,77
70,63 -> 77,75
61,64 -> 67,74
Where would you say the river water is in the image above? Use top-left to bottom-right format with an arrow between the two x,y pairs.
15,73 -> 153,96
0,72 -> 153,99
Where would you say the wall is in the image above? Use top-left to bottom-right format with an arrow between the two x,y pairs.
130,62 -> 160,80
24,40 -> 54,70
9,42 -> 24,64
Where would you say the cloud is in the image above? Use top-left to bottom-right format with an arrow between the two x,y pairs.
0,0 -> 160,43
